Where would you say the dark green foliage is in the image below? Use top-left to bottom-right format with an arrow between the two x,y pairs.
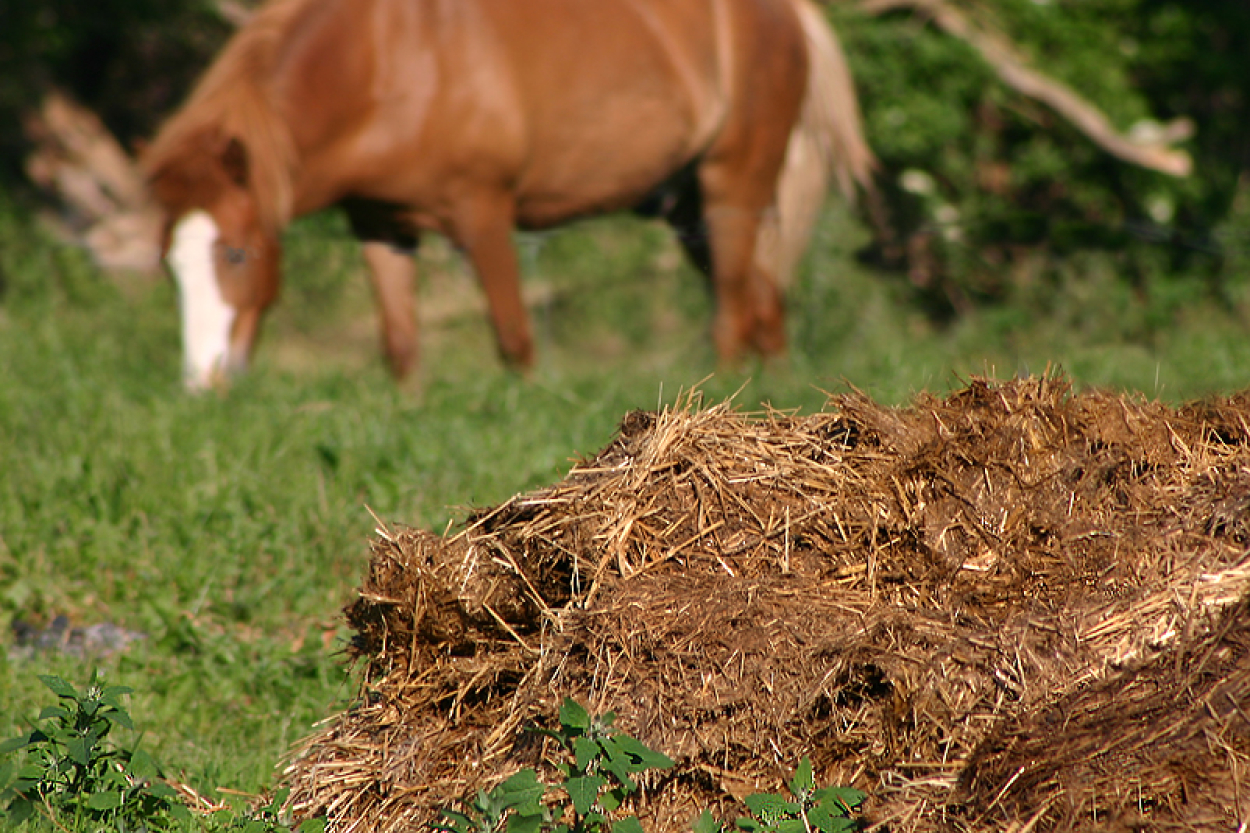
0,674 -> 328,833
0,672 -> 191,830
205,790 -> 326,833
435,699 -> 675,833
830,0 -> 1250,316
434,704 -> 861,833
693,758 -> 863,833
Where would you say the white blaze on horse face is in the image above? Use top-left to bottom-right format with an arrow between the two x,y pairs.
167,211 -> 236,390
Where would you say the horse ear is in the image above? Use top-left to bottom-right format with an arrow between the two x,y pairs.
221,136 -> 250,188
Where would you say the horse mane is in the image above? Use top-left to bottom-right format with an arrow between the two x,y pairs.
143,0 -> 317,232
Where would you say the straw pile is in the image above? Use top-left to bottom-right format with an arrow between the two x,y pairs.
284,376 -> 1250,832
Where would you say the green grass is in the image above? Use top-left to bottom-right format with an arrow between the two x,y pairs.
2,190 -> 1249,826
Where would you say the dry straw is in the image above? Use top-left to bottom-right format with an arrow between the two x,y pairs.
285,376 -> 1250,832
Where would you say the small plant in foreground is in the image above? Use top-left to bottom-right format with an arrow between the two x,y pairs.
205,789 -> 327,833
435,698 -> 675,833
694,757 -> 864,833
434,701 -> 864,833
0,672 -> 190,830
0,673 -> 326,833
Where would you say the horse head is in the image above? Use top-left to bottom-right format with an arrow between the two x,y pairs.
148,132 -> 282,390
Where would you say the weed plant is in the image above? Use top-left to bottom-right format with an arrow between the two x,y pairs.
433,699 -> 861,833
0,674 -> 325,832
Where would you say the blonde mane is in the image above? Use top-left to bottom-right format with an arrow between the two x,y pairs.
143,0 -> 318,231
755,0 -> 875,289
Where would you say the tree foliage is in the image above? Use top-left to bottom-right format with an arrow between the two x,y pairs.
831,0 -> 1250,313
0,0 -> 230,179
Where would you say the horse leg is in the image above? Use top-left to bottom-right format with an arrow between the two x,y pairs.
653,170 -> 785,357
361,242 -> 419,378
344,199 -> 421,378
698,165 -> 787,362
449,195 -> 534,369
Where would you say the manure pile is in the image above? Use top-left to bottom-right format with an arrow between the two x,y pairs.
285,376 -> 1250,832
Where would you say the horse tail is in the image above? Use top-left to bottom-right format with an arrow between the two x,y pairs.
756,0 -> 875,288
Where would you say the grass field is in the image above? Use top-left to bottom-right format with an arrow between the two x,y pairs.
2,191 -> 1250,827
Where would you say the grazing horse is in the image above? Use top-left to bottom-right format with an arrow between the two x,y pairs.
144,0 -> 872,389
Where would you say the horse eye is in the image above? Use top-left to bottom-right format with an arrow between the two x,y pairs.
218,244 -> 248,266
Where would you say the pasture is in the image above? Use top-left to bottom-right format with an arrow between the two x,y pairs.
2,188 -> 1250,825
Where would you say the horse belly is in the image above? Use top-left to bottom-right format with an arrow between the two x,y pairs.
512,128 -> 696,228
496,0 -> 727,225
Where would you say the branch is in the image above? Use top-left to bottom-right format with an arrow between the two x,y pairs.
214,0 -> 254,27
23,90 -> 163,272
858,0 -> 1193,177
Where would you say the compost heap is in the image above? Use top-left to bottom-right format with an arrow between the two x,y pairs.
285,376 -> 1250,832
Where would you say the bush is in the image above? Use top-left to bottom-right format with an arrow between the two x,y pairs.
829,0 -> 1250,317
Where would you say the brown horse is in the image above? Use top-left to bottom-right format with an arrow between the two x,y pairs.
144,0 -> 872,389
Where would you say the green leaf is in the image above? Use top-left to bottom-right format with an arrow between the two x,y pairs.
612,815 -> 644,833
99,766 -> 129,788
776,819 -> 806,833
565,774 -> 607,816
573,736 -> 600,774
86,789 -> 124,810
0,732 -> 34,755
507,811 -> 544,833
610,735 -> 674,771
733,816 -> 761,833
812,787 -> 865,812
16,763 -> 44,781
740,790 -> 800,820
599,712 -> 617,729
807,804 -> 854,833
99,686 -> 134,705
600,787 -> 625,812
298,819 -> 328,833
267,786 -> 292,813
38,676 -> 77,700
438,809 -> 475,833
788,757 -> 814,798
597,748 -> 638,793
6,796 -> 35,824
559,699 -> 591,732
67,735 -> 91,767
692,808 -> 721,833
496,769 -> 545,813
104,706 -> 134,731
128,747 -> 160,780
743,794 -> 795,819
36,705 -> 70,723
499,769 -> 541,793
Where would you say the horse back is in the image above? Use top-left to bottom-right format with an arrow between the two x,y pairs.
264,0 -> 809,225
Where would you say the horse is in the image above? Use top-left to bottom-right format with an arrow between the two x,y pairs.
144,0 -> 873,389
